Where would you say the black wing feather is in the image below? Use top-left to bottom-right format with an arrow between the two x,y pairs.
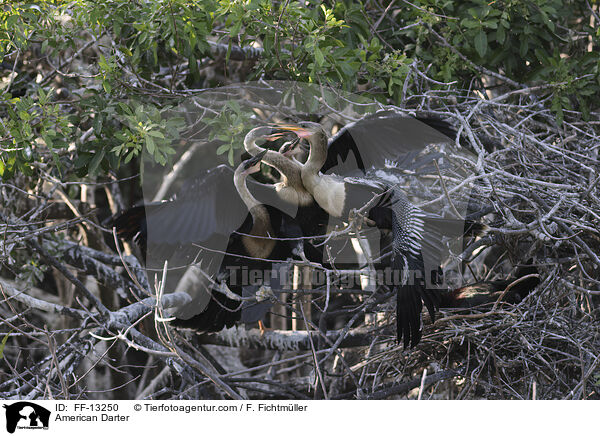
323,111 -> 456,175
108,165 -> 252,248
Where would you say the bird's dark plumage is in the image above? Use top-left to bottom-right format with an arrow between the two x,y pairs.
107,153 -> 305,330
322,110 -> 456,174
439,264 -> 540,309
279,115 -> 476,347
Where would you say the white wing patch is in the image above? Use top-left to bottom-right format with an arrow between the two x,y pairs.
384,158 -> 399,168
406,205 -> 425,256
392,194 -> 425,257
370,169 -> 404,185
343,176 -> 384,189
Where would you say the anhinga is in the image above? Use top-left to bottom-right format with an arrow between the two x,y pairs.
243,126 -> 313,208
242,126 -> 340,271
439,264 -> 540,309
296,110 -> 458,176
243,126 -> 332,247
108,150 -> 304,331
174,149 -> 307,330
278,118 -> 481,347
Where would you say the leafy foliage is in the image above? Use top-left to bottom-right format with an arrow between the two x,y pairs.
1,0 -> 599,402
0,0 -> 598,176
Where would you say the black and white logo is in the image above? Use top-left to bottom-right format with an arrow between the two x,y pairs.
3,402 -> 50,433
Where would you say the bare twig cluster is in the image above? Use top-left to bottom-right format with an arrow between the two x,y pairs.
1,37 -> 599,400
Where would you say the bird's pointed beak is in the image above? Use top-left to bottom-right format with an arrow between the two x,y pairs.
251,148 -> 268,163
270,123 -> 313,139
278,136 -> 301,155
263,131 -> 286,141
256,148 -> 268,158
243,149 -> 267,173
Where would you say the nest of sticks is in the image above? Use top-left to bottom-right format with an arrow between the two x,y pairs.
1,79 -> 599,400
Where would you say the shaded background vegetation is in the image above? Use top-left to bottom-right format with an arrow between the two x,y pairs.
0,0 -> 599,400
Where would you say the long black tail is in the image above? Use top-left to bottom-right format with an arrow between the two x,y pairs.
396,281 -> 423,348
393,254 -> 440,348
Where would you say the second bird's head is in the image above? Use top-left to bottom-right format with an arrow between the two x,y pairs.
241,149 -> 267,175
278,136 -> 303,158
279,121 -> 324,139
275,121 -> 327,157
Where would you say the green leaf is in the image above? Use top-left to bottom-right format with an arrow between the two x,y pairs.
230,20 -> 242,37
555,106 -> 563,126
124,151 -> 135,163
314,47 -> 325,67
38,87 -> 47,103
42,133 -> 53,148
519,38 -> 528,57
227,100 -> 241,113
0,330 -> 12,359
118,102 -> 133,116
460,18 -> 480,29
339,61 -> 355,77
155,153 -> 166,165
216,143 -> 230,155
98,54 -> 108,70
147,130 -> 165,139
93,115 -> 103,133
114,132 -> 129,142
578,87 -> 597,96
145,135 -> 155,155
483,20 -> 498,29
497,25 -> 505,44
228,147 -> 234,166
474,31 -> 487,58
89,149 -> 105,175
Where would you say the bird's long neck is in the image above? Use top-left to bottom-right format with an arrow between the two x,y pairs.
245,136 -> 294,182
233,169 -> 276,257
246,137 -> 312,206
301,133 -> 327,191
300,131 -> 346,217
265,151 -> 314,206
304,134 -> 327,174
234,168 -> 262,211
264,150 -> 299,185
244,135 -> 266,157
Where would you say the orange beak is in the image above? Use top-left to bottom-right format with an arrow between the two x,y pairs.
263,132 -> 287,141
269,123 -> 313,139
